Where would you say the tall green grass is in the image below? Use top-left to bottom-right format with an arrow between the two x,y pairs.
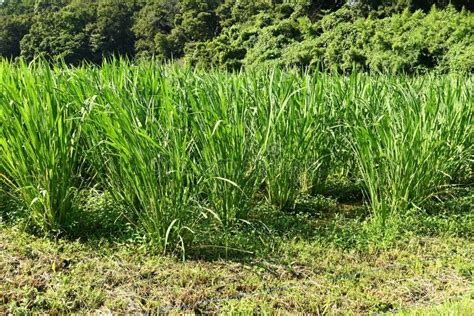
0,61 -> 87,232
0,59 -> 472,250
347,75 -> 473,228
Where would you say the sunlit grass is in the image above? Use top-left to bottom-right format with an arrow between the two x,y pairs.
0,59 -> 472,250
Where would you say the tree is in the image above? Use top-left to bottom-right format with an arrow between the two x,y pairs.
0,14 -> 32,58
0,0 -> 33,15
304,0 -> 346,20
216,0 -> 270,28
163,0 -> 221,58
350,1 -> 473,15
132,0 -> 179,58
20,2 -> 96,63
89,0 -> 137,59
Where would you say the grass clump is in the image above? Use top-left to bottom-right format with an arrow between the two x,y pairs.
348,75 -> 473,231
0,61 -> 88,233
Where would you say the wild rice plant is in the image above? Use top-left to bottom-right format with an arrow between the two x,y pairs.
83,62 -> 198,251
348,74 -> 473,228
186,71 -> 262,225
1,58 -> 471,248
255,70 -> 339,209
0,61 -> 87,232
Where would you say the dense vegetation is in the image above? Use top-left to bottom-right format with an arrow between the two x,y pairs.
1,2 -> 473,314
1,60 -> 472,252
1,0 -> 473,72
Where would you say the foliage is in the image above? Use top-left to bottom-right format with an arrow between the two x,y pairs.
0,13 -> 32,58
190,5 -> 474,73
88,0 -> 137,60
1,1 -> 472,72
19,2 -> 96,63
353,0 -> 474,15
132,0 -> 179,59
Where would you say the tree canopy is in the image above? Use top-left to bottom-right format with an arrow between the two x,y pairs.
1,0 -> 473,72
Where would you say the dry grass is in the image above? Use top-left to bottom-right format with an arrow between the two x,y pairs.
1,224 -> 472,314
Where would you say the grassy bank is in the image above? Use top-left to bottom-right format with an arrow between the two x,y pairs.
1,211 -> 473,314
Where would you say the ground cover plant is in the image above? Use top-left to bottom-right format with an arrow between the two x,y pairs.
0,59 -> 473,313
1,205 -> 473,313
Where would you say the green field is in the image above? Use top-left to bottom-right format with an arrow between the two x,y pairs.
0,60 -> 473,313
